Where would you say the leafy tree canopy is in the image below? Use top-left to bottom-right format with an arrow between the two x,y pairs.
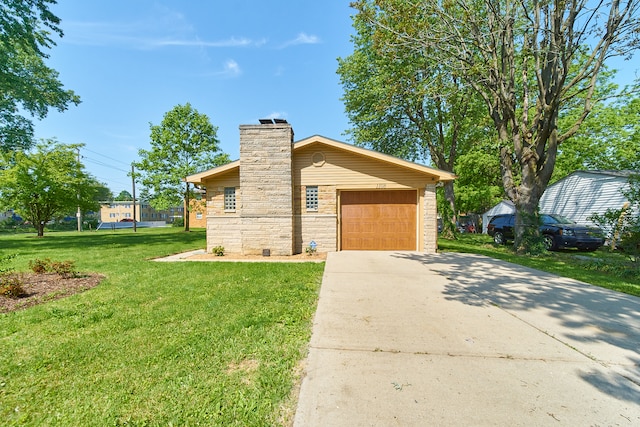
338,1 -> 490,234
0,0 -> 80,152
114,190 -> 133,201
134,103 -> 230,231
0,139 -> 100,236
354,0 -> 640,252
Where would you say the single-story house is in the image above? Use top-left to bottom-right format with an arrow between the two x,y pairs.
186,120 -> 456,255
482,170 -> 637,231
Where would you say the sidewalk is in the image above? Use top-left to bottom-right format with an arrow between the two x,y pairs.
293,251 -> 640,426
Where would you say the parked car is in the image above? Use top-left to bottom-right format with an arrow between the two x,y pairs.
487,213 -> 605,251
119,218 -> 134,222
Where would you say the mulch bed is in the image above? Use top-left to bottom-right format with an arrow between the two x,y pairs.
0,272 -> 104,313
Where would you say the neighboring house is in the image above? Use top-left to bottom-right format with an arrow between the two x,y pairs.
186,120 -> 456,255
481,200 -> 515,234
482,170 -> 637,231
99,201 -> 184,223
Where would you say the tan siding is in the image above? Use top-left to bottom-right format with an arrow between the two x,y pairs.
294,145 -> 436,188
202,170 -> 240,216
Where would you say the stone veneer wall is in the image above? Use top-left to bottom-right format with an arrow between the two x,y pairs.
239,123 -> 294,255
422,184 -> 438,253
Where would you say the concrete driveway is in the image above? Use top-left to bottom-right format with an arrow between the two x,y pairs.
294,251 -> 640,426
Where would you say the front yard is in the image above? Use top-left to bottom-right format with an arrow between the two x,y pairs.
0,228 -> 324,426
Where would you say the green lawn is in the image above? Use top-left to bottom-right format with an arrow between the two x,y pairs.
439,233 -> 640,297
0,228 -> 324,426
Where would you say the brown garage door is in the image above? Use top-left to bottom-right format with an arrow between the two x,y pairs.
341,190 -> 417,250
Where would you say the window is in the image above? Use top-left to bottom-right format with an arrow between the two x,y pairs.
306,186 -> 318,211
195,212 -> 203,220
224,187 -> 236,211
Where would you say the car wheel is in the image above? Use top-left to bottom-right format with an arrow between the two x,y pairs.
543,234 -> 557,251
493,231 -> 505,245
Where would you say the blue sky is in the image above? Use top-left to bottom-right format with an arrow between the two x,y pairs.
35,1 -> 355,195
34,1 -> 638,196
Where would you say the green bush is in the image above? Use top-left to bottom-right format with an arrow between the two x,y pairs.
172,217 -> 185,227
212,246 -> 225,256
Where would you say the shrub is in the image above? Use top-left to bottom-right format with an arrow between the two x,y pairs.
29,258 -> 51,274
212,246 -> 225,256
172,217 -> 185,227
50,261 -> 79,278
0,274 -> 26,298
29,258 -> 78,278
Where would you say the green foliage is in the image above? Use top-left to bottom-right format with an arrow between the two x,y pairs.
29,258 -> 78,278
172,217 -> 184,228
454,143 -> 505,214
0,253 -> 16,274
338,5 -> 490,220
0,0 -> 80,152
554,96 -> 640,182
134,103 -> 230,232
0,140 -> 100,236
211,245 -> 225,256
589,174 -> 640,261
114,190 -> 133,201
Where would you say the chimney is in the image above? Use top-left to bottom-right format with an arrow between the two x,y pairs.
239,120 -> 294,255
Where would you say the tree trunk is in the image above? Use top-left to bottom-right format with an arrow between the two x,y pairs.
441,180 -> 457,238
36,221 -> 45,237
184,182 -> 190,232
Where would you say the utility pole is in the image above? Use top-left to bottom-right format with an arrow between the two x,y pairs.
77,148 -> 82,232
132,164 -> 137,233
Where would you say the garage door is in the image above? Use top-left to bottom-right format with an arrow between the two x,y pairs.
341,190 -> 417,250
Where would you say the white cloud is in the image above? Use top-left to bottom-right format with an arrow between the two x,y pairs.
222,59 -> 241,77
279,32 -> 321,48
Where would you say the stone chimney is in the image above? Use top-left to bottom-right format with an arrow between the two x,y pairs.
239,120 -> 294,255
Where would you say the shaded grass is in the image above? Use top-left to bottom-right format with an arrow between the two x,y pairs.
0,228 -> 324,426
439,233 -> 640,297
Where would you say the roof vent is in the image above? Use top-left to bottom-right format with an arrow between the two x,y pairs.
258,118 -> 288,125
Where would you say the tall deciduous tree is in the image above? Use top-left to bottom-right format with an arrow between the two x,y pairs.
134,103 -> 230,232
0,0 -> 80,152
337,4 -> 489,235
354,0 -> 640,252
0,140 -> 99,236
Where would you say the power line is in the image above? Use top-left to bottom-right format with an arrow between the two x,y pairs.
83,156 -> 130,174
82,147 -> 132,167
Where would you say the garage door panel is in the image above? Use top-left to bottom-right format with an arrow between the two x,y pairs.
341,190 -> 417,251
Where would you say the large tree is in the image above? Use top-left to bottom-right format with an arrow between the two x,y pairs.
355,0 -> 640,252
0,140 -> 100,236
134,103 -> 230,231
337,5 -> 489,235
0,0 -> 80,152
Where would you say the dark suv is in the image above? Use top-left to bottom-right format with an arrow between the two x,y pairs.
487,214 -> 604,251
